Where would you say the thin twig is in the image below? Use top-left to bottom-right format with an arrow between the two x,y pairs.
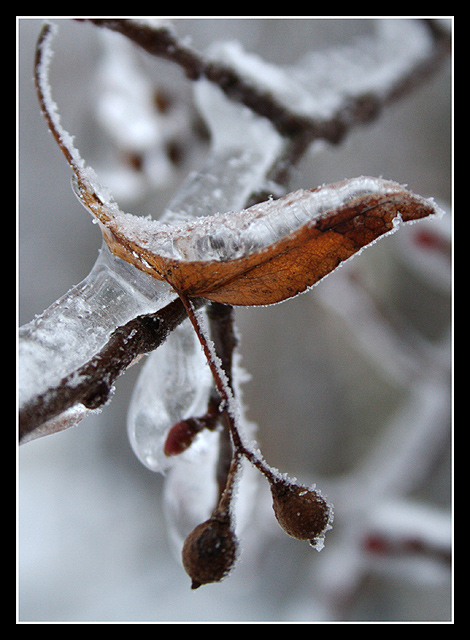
177,293 -> 278,485
206,303 -> 238,500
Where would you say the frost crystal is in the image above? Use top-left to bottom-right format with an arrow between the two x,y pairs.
35,22 -> 84,171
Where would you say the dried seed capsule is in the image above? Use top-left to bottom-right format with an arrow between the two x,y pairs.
181,514 -> 238,589
270,479 -> 333,547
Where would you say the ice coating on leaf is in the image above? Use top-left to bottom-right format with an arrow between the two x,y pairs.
127,318 -> 213,473
109,176 -> 442,265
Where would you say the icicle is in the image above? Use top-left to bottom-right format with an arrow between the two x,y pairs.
127,317 -> 213,473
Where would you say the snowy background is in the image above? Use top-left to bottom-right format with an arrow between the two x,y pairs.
18,18 -> 452,622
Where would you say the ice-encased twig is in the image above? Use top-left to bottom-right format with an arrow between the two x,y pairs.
18,246 -> 175,432
161,79 -> 283,224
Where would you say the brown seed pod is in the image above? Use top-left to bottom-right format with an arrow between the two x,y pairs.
270,479 -> 332,545
181,514 -> 238,589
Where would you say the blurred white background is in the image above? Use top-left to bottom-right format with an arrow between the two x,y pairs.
18,18 -> 452,622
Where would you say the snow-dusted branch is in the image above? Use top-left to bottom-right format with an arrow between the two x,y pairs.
85,18 -> 450,144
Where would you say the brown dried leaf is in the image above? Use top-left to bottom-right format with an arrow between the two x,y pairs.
91,179 -> 441,306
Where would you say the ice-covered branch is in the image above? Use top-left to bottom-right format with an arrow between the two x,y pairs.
19,291 -> 207,443
84,18 -> 450,143
19,19 -> 451,605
